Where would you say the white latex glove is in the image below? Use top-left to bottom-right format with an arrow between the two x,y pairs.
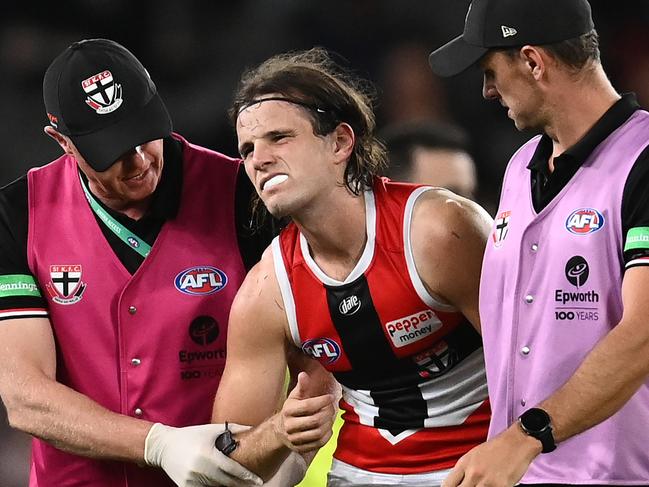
144,423 -> 263,487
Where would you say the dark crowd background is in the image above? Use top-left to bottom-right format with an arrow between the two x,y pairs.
1,1 -> 648,484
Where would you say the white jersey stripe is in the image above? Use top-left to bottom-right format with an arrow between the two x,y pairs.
341,349 -> 488,444
329,459 -> 450,487
341,385 -> 376,427
271,237 -> 301,347
0,309 -> 49,320
420,349 -> 488,427
403,187 -> 457,312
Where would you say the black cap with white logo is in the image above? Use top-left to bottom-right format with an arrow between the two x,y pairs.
429,0 -> 594,77
43,39 -> 172,171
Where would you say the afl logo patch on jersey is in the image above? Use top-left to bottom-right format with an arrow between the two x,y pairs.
566,208 -> 604,235
302,338 -> 341,365
174,266 -> 228,295
338,295 -> 361,315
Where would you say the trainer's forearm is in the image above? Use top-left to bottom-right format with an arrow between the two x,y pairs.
4,374 -> 153,462
540,317 -> 649,442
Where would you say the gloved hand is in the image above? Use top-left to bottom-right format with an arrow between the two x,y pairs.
144,422 -> 263,487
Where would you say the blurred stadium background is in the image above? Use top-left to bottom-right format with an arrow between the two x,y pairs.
1,1 -> 648,485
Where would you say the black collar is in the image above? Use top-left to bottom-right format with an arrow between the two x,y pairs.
527,93 -> 641,173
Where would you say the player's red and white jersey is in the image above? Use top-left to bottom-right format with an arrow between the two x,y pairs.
272,178 -> 489,477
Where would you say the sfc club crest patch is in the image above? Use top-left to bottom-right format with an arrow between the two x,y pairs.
82,70 -> 123,114
45,265 -> 87,305
492,210 -> 511,247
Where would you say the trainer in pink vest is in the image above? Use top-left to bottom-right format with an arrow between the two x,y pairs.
26,134 -> 247,486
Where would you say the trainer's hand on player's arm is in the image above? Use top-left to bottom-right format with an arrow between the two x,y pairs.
442,422 -> 541,487
270,371 -> 337,453
144,422 -> 262,487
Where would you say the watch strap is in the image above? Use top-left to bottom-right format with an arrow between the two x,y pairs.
518,408 -> 557,454
214,422 -> 239,457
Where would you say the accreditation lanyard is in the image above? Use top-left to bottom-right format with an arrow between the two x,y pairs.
79,175 -> 152,258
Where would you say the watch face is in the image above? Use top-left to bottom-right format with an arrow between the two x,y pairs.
521,408 -> 550,432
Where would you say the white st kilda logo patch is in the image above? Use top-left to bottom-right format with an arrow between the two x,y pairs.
492,210 -> 511,247
82,70 -> 123,114
45,265 -> 87,305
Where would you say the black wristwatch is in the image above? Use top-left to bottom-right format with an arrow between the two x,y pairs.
518,408 -> 556,453
214,422 -> 239,457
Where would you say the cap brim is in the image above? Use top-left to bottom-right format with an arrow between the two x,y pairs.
429,34 -> 489,77
71,93 -> 172,172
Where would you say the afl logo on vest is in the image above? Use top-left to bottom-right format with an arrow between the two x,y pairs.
339,295 -> 361,316
174,266 -> 228,295
565,208 -> 605,235
302,338 -> 341,365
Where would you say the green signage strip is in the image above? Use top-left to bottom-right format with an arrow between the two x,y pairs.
0,274 -> 42,297
625,227 -> 649,252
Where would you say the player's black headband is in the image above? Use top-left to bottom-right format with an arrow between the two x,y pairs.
237,96 -> 326,116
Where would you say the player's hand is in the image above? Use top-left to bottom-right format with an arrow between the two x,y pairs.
144,422 -> 263,487
272,371 -> 337,453
442,423 -> 542,487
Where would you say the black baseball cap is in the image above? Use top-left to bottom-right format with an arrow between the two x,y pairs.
429,0 -> 594,77
43,39 -> 172,171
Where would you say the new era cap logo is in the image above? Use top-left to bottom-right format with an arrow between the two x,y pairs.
501,25 -> 517,38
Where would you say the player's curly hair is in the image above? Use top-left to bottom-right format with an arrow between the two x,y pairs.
230,47 -> 387,197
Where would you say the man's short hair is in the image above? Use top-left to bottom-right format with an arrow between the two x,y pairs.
380,120 -> 470,181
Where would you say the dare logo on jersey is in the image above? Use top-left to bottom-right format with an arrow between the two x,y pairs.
565,208 -> 604,235
174,266 -> 228,295
302,338 -> 341,365
338,295 -> 361,316
385,309 -> 442,348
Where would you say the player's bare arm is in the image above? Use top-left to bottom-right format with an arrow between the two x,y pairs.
213,248 -> 337,481
410,189 -> 493,331
0,317 -> 152,462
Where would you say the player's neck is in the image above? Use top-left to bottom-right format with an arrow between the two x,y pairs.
295,190 -> 367,282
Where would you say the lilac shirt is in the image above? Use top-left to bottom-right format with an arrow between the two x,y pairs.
480,111 -> 649,484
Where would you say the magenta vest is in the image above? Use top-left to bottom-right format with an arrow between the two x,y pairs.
26,134 -> 247,486
480,111 -> 649,483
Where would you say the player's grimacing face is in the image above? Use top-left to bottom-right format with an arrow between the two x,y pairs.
236,98 -> 337,218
